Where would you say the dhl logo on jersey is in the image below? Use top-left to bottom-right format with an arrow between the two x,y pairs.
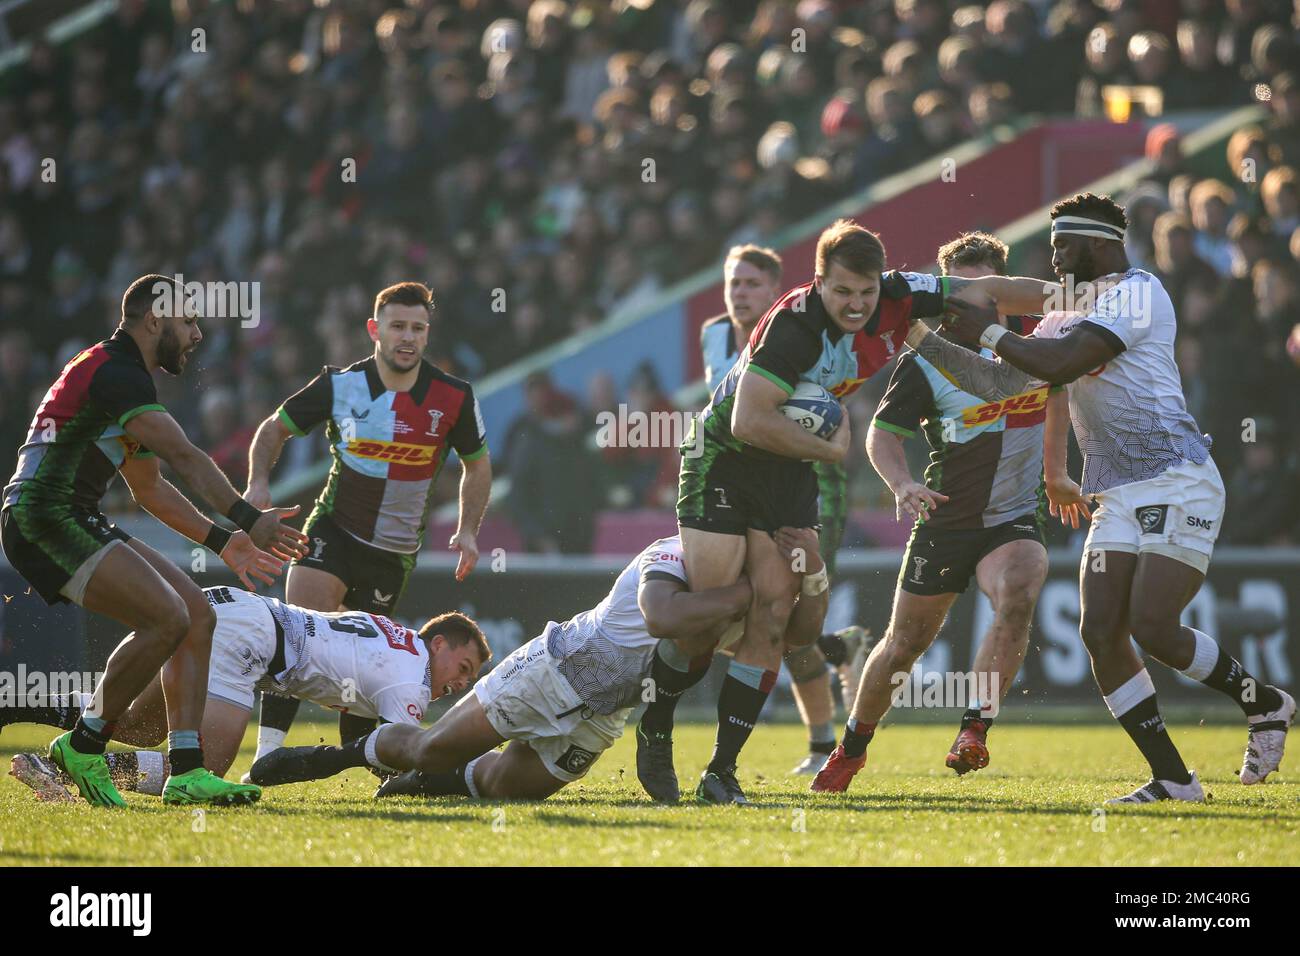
345,439 -> 436,464
960,386 -> 1049,427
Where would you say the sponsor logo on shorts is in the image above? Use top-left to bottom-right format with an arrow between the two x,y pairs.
1013,524 -> 1036,532
372,588 -> 393,607
554,744 -> 597,775
910,556 -> 928,583
1136,504 -> 1169,534
310,537 -> 326,560
493,704 -> 516,728
713,487 -> 731,509
1186,515 -> 1214,530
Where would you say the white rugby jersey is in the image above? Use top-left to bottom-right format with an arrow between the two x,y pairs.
260,596 -> 432,724
546,535 -> 688,714
1031,269 -> 1211,495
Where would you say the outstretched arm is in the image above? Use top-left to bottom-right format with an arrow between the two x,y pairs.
244,413 -> 295,509
904,325 -> 1039,401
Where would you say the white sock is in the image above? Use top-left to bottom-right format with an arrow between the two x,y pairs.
136,750 -> 167,796
463,755 -> 484,798
1102,669 -> 1156,719
1178,627 -> 1219,682
254,727 -> 288,761
362,728 -> 396,773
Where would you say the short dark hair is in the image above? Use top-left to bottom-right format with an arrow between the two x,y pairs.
419,611 -> 491,665
937,231 -> 1008,275
122,274 -> 181,325
725,244 -> 783,282
374,281 -> 434,320
1050,192 -> 1129,231
816,218 -> 887,278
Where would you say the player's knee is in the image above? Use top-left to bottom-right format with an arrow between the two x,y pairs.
991,584 -> 1036,626
883,621 -> 932,661
147,595 -> 191,650
1078,614 -> 1123,659
1128,607 -> 1179,654
784,644 -> 826,684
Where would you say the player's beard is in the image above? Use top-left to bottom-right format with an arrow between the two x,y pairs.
157,324 -> 187,375
378,343 -> 421,373
1063,247 -> 1100,285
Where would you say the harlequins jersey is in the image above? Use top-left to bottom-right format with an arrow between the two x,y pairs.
278,357 -> 487,554
692,271 -> 948,457
4,329 -> 161,516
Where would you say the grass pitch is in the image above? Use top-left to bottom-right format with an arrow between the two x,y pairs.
0,719 -> 1294,866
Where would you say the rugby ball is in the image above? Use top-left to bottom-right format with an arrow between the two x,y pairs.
781,382 -> 842,440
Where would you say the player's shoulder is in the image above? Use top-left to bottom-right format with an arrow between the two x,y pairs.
701,313 -> 732,335
881,270 -> 942,300
759,282 -> 823,336
637,535 -> 687,579
418,359 -> 474,394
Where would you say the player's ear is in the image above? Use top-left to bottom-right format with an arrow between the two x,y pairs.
366,317 -> 380,342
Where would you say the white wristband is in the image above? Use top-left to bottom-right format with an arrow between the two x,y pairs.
801,565 -> 829,596
979,324 -> 1009,351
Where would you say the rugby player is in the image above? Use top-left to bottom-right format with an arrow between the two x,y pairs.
8,586 -> 488,802
247,529 -> 828,802
241,281 -> 490,767
674,219 -> 950,804
0,274 -> 307,807
812,232 -> 1052,792
665,243 -> 867,780
906,193 -> 1294,801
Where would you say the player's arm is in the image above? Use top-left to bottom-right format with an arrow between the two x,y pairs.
124,410 -> 307,558
866,354 -> 949,521
731,369 -> 850,462
774,527 -> 830,648
903,324 -> 1037,400
637,573 -> 753,645
244,413 -> 295,509
866,423 -> 950,521
119,454 -> 284,588
1042,389 -> 1091,529
448,388 -> 491,581
944,275 -> 1059,316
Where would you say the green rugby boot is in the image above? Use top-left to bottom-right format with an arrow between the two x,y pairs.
162,768 -> 261,806
48,732 -> 126,808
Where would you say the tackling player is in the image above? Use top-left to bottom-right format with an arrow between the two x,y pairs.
0,274 -> 306,807
907,193 -> 1294,802
247,529 -> 829,802
669,243 -> 866,780
8,586 -> 488,803
674,219 -> 950,804
241,281 -> 491,766
813,233 -> 1052,792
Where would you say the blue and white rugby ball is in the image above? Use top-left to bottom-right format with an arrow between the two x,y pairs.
781,383 -> 842,440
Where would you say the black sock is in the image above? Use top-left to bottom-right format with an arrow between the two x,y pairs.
706,667 -> 774,775
810,738 -> 836,755
817,632 -> 848,667
259,692 -> 302,733
961,708 -> 993,731
69,716 -> 114,755
841,717 -> 875,758
639,649 -> 711,738
168,746 -> 204,776
1201,648 -> 1282,717
0,699 -> 81,730
339,711 -> 378,744
1116,694 -> 1190,784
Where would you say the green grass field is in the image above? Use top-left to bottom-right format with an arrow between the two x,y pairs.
1,720 -> 1294,866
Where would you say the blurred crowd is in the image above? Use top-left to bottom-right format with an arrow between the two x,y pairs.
0,0 -> 1298,550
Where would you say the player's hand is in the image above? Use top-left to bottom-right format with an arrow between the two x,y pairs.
893,479 -> 949,522
220,531 -> 285,590
1046,474 -> 1092,529
943,296 -> 1001,348
243,481 -> 273,511
774,526 -> 824,575
249,505 -> 309,560
822,403 -> 851,462
449,529 -> 479,581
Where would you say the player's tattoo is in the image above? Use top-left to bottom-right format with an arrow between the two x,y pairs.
909,329 -> 1038,402
943,276 -> 974,297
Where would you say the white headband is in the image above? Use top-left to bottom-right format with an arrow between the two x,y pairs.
1051,215 -> 1126,242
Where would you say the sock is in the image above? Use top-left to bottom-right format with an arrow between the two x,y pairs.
639,642 -> 712,738
361,728 -> 396,773
817,631 -> 848,667
168,729 -> 204,775
1104,670 -> 1190,784
0,692 -> 87,730
961,707 -> 993,731
707,660 -> 776,775
1179,627 -> 1282,718
103,751 -> 169,795
339,711 -> 379,744
255,726 -> 288,760
70,713 -> 114,755
809,722 -> 836,754
841,715 -> 875,758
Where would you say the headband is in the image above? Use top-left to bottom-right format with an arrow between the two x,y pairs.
1050,215 -> 1125,242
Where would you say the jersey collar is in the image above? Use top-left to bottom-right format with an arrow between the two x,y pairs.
361,356 -> 437,404
109,327 -> 149,369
